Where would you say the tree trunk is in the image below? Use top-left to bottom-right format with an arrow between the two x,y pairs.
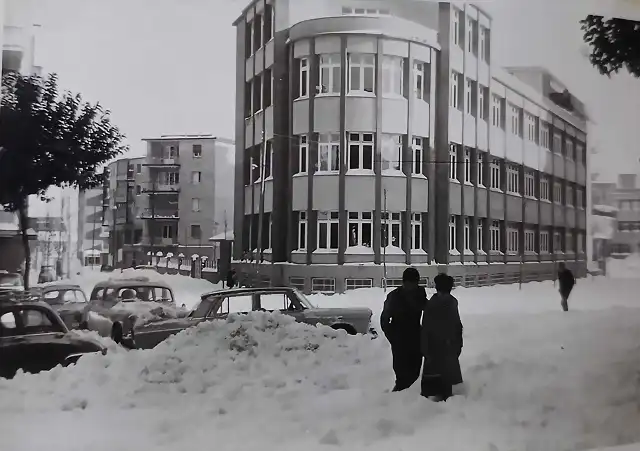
18,202 -> 31,289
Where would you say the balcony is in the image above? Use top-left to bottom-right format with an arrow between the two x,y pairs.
143,157 -> 180,168
141,184 -> 180,194
139,208 -> 179,220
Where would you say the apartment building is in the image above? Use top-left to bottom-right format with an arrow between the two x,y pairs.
232,0 -> 589,293
77,188 -> 106,266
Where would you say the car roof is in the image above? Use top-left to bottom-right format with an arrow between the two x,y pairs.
202,286 -> 295,298
34,283 -> 82,291
0,299 -> 56,311
91,278 -> 172,290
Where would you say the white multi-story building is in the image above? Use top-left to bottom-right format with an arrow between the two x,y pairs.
77,189 -> 106,266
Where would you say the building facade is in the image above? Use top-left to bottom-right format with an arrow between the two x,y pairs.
103,135 -> 235,267
77,188 -> 107,266
232,0 -> 589,293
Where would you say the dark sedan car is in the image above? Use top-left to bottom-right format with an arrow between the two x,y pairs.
0,299 -> 107,379
29,283 -> 90,330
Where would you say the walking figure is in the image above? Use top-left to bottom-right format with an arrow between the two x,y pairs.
557,262 -> 575,312
226,268 -> 237,289
380,268 -> 427,392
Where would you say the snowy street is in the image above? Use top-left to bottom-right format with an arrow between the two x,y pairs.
1,270 -> 640,451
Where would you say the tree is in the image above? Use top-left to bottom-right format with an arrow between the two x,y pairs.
580,15 -> 640,77
0,72 -> 127,288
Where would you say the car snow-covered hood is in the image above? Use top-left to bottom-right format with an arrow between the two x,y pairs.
305,306 -> 373,319
99,301 -> 189,326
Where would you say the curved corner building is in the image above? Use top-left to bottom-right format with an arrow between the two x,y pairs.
232,0 -> 589,293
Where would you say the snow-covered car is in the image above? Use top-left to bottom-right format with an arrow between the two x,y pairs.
87,276 -> 188,344
29,283 -> 90,330
122,287 -> 377,350
0,298 -> 106,379
0,271 -> 24,298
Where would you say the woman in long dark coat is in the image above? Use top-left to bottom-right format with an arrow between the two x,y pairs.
420,273 -> 463,401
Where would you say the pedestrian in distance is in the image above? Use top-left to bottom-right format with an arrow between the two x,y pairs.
420,273 -> 463,402
226,268 -> 237,289
557,262 -> 575,312
380,267 -> 427,392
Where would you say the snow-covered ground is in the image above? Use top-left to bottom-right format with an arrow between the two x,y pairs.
2,261 -> 640,451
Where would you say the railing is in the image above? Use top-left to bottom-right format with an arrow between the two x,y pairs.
139,208 -> 179,220
144,157 -> 180,166
141,184 -> 180,193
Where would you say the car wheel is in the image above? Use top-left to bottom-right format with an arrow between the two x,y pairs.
331,324 -> 357,335
111,322 -> 123,344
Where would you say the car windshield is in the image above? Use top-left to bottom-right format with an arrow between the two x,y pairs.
0,273 -> 23,288
97,285 -> 174,303
292,288 -> 316,309
0,306 -> 66,337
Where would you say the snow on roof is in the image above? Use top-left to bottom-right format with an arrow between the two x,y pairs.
593,204 -> 618,213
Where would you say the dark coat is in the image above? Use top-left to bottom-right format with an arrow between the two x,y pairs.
421,292 -> 463,387
380,286 -> 427,349
558,268 -> 575,296
226,270 -> 236,288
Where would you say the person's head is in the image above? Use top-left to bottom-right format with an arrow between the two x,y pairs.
558,262 -> 566,271
434,273 -> 454,294
402,267 -> 420,289
121,288 -> 137,300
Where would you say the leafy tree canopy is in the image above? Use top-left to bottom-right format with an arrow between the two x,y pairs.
580,15 -> 640,77
0,72 -> 127,211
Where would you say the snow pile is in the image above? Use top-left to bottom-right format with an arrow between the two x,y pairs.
607,254 -> 640,279
109,300 -> 189,326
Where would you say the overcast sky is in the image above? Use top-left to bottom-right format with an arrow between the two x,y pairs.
26,0 -> 640,216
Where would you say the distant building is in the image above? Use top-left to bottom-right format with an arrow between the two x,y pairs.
28,216 -> 67,271
77,188 -> 105,266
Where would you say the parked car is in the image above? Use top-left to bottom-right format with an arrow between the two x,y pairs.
87,277 -> 185,344
0,297 -> 107,379
29,283 -> 90,330
120,287 -> 377,350
134,265 -> 158,272
38,265 -> 56,284
0,271 -> 24,297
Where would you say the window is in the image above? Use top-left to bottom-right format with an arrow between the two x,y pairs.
297,211 -> 307,250
477,219 -> 484,252
524,171 -> 535,197
554,231 -> 562,253
381,134 -> 402,171
492,95 -> 503,128
298,58 -> 309,98
381,212 -> 401,248
554,181 -> 563,204
347,132 -> 374,171
192,198 -> 200,212
449,144 -> 458,180
318,133 -> 341,172
318,54 -> 341,94
553,132 -> 562,155
162,225 -> 174,239
577,232 -> 584,253
345,279 -> 373,290
526,113 -> 537,142
413,61 -> 430,101
245,20 -> 253,57
478,85 -> 488,120
412,137 -> 423,175
565,139 -> 574,161
136,164 -> 142,174
449,216 -> 457,251
467,17 -> 477,54
263,4 -> 274,42
264,141 -> 273,179
136,185 -> 141,195
311,278 -> 335,293
576,143 -> 585,163
510,104 -> 522,137
506,164 -> 520,194
318,211 -> 339,250
566,185 -> 574,206
466,78 -> 476,116
463,218 -> 471,251
192,144 -> 202,158
490,159 -> 501,190
479,26 -> 489,61
348,54 -> 375,94
298,135 -> 308,173
452,7 -> 461,47
540,122 -> 550,149
191,224 -> 202,240
540,231 -> 550,253
348,212 -> 373,248
382,56 -> 404,96
540,176 -> 550,201
464,149 -> 471,183
507,226 -> 518,254
411,213 -> 422,250
490,220 -> 501,252
253,74 -> 262,113
524,229 -> 535,253
341,7 -> 389,15
253,14 -> 262,51
450,71 -> 460,109
192,171 -> 201,184
166,171 -> 180,185
566,231 -> 574,253
263,68 -> 272,107
477,151 -> 485,186
576,188 -> 584,208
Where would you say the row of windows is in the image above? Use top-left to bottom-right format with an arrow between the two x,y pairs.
618,221 -> 640,232
154,224 -> 203,241
245,4 -> 275,58
148,144 -> 204,160
294,53 -> 432,102
618,200 -> 640,211
451,7 -> 491,62
447,216 -> 585,254
295,211 -> 424,251
448,146 -> 586,206
143,170 -> 202,187
244,69 -> 273,117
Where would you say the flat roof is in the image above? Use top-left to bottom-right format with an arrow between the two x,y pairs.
142,135 -> 234,145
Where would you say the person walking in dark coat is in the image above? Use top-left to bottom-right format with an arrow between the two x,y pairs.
380,267 -> 427,392
226,268 -> 237,289
557,262 -> 575,312
420,273 -> 463,402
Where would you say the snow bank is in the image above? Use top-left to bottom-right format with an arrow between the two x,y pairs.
607,254 -> 640,279
109,300 -> 189,326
